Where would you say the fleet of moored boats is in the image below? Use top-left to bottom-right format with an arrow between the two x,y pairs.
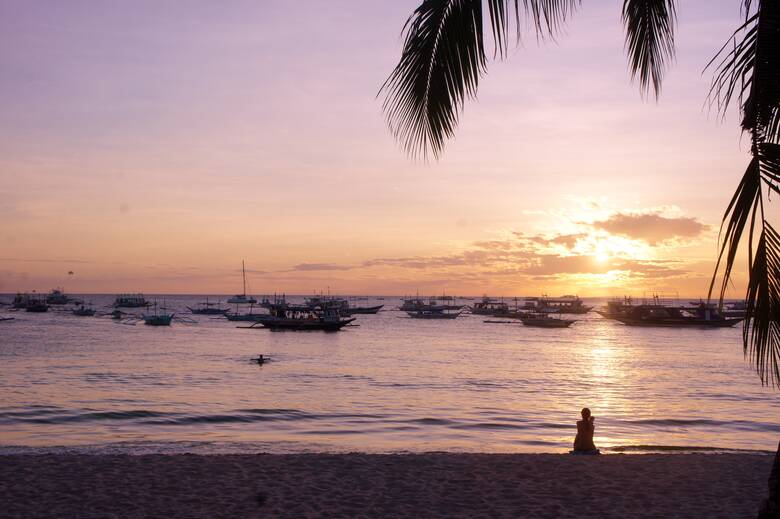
1,287 -> 749,331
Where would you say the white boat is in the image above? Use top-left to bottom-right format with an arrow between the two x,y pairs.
227,260 -> 257,304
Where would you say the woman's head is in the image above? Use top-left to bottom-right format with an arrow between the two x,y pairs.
581,407 -> 591,419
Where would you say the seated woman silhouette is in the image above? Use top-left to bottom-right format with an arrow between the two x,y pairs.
571,407 -> 600,455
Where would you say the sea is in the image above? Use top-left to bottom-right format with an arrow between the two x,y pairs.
1,295 -> 778,455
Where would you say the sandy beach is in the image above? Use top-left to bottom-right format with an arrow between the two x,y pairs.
0,452 -> 772,518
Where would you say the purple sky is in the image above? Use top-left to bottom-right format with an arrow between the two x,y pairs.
0,1 -> 757,296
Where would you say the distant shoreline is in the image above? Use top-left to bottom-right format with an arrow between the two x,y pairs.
0,452 -> 771,517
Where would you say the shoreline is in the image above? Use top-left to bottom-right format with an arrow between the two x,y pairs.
0,452 -> 772,518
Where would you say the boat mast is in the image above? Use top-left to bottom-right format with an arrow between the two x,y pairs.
242,260 -> 247,297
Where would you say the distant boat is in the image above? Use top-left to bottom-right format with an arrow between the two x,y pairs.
519,312 -> 576,328
225,304 -> 271,322
114,294 -> 150,308
535,295 -> 592,314
613,303 -> 742,328
227,261 -> 257,304
25,296 -> 49,313
252,303 -> 355,331
12,292 -> 31,309
72,304 -> 96,317
305,296 -> 383,316
142,302 -> 173,326
470,296 -> 509,315
595,297 -> 635,319
45,288 -> 71,305
187,298 -> 229,315
406,308 -> 461,319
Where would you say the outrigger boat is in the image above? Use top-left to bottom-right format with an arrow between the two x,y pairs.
305,296 -> 383,316
72,304 -> 96,317
227,261 -> 257,304
113,294 -> 150,308
519,312 -> 576,328
187,298 -> 229,315
24,296 -> 49,313
595,297 -> 635,319
535,295 -> 592,314
142,302 -> 174,326
612,303 -> 742,328
250,303 -> 355,331
406,308 -> 461,319
12,293 -> 31,309
470,296 -> 509,315
45,288 -> 71,305
225,304 -> 272,322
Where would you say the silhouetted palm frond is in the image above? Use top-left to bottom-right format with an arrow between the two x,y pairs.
711,142 -> 780,387
381,0 -> 579,159
622,0 -> 677,98
707,0 -> 780,388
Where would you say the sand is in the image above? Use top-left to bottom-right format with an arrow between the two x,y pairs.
0,453 -> 773,518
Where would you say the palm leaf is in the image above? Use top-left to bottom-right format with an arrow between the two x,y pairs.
744,221 -> 780,387
711,142 -> 780,387
381,0 -> 579,159
622,0 -> 677,98
708,1 -> 780,142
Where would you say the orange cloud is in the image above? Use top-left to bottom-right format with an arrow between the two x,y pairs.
591,212 -> 708,245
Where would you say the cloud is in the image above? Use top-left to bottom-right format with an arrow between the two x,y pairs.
591,212 -> 707,245
290,262 -> 355,271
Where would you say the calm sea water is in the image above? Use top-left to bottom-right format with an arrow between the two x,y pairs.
1,295 -> 778,455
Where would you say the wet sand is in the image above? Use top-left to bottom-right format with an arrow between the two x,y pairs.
0,453 -> 772,518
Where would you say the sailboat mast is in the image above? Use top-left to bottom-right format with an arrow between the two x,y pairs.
242,260 -> 246,297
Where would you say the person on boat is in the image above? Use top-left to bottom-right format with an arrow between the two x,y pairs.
572,407 -> 599,454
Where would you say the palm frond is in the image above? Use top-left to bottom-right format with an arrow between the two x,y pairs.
744,220 -> 780,387
380,0 -> 487,159
712,142 -> 780,387
381,0 -> 579,159
710,154 -> 762,303
708,1 -> 780,142
622,0 -> 677,98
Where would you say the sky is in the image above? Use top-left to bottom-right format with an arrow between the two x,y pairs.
0,0 -> 760,297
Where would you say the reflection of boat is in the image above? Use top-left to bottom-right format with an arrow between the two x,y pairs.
72,304 -> 96,316
613,303 -> 742,327
227,261 -> 257,304
114,294 -> 150,308
187,298 -> 229,315
254,304 -> 355,331
470,296 -> 509,315
519,312 -> 576,328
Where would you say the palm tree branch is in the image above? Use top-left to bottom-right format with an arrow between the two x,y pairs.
622,0 -> 677,98
381,0 -> 580,159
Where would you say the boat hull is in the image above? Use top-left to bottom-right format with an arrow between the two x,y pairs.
187,307 -> 230,315
613,317 -> 743,328
258,317 -> 355,331
143,315 -> 173,326
520,318 -> 575,328
343,305 -> 384,315
406,312 -> 460,319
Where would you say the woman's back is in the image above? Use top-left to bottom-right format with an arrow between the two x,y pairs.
573,415 -> 596,452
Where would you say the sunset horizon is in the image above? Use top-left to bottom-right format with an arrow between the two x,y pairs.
3,1 -> 778,518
